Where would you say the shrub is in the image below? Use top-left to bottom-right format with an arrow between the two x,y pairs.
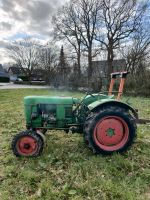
124,74 -> 150,97
0,77 -> 10,82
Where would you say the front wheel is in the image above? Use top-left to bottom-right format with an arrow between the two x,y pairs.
12,130 -> 44,157
84,107 -> 137,155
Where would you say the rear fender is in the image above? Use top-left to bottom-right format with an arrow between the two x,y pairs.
88,100 -> 138,119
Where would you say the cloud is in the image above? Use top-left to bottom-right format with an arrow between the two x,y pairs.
0,22 -> 12,31
0,40 -> 10,48
27,1 -> 53,22
1,0 -> 15,13
0,0 -> 66,64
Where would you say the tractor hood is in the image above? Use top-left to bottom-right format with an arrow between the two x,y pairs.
24,96 -> 80,105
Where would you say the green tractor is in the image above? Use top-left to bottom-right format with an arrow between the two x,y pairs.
12,71 -> 142,157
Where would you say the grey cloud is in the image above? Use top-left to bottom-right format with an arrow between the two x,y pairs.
28,20 -> 50,36
1,0 -> 61,21
0,22 -> 12,31
27,1 -> 54,22
0,0 -> 64,37
11,10 -> 29,22
0,40 -> 10,48
0,0 -> 65,64
1,0 -> 28,11
1,0 -> 15,12
12,0 -> 28,7
22,0 -> 62,35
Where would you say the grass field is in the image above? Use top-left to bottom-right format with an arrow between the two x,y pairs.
0,89 -> 150,200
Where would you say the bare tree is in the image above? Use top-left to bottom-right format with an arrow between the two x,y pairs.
122,25 -> 150,74
95,0 -> 147,82
72,0 -> 102,80
39,43 -> 59,84
7,37 -> 41,81
52,3 -> 82,76
53,0 -> 102,80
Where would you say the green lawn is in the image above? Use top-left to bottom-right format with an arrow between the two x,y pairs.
0,89 -> 150,200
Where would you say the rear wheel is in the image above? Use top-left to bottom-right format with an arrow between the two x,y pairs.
84,106 -> 136,154
12,130 -> 44,157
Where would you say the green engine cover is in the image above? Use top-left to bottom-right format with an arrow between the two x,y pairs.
24,96 -> 80,129
24,96 -> 79,105
24,94 -> 116,130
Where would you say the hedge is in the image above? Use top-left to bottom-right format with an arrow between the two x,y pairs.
0,77 -> 10,83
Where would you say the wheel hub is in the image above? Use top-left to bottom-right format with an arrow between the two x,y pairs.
24,143 -> 31,149
94,116 -> 129,151
106,128 -> 115,137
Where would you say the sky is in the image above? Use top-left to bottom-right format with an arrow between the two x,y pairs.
0,0 -> 66,64
0,0 -> 149,65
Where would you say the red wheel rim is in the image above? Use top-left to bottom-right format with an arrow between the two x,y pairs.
16,136 -> 38,156
93,116 -> 129,151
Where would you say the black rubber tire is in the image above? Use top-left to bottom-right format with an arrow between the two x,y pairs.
12,130 -> 44,157
83,106 -> 137,155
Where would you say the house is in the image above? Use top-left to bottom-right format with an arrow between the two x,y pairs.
8,66 -> 25,81
31,68 -> 45,81
8,66 -> 46,81
81,59 -> 126,90
92,59 -> 126,78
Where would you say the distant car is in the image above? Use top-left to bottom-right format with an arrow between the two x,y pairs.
14,78 -> 23,83
17,78 -> 23,82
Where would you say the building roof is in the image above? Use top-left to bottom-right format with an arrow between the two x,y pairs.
8,66 -> 22,75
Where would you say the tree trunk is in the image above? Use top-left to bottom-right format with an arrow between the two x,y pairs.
28,72 -> 32,85
77,51 -> 81,77
107,46 -> 114,87
87,46 -> 93,83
